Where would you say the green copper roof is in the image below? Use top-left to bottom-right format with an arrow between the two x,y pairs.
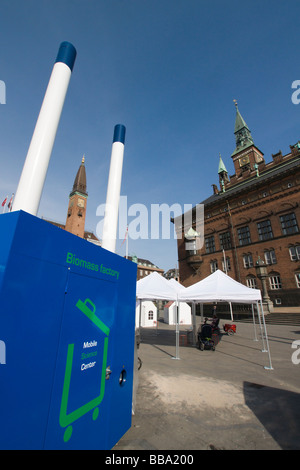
231,101 -> 254,157
218,154 -> 228,174
234,105 -> 249,133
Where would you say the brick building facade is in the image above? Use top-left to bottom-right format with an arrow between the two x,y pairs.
127,256 -> 164,280
177,103 -> 300,308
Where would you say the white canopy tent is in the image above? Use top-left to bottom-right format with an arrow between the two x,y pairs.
178,270 -> 273,370
136,272 -> 184,359
134,271 -> 180,411
179,269 -> 261,304
168,278 -> 185,292
136,271 -> 178,301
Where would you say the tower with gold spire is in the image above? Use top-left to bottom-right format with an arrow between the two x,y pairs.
65,156 -> 88,238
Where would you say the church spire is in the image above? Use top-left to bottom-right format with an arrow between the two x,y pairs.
218,153 -> 229,190
70,155 -> 87,197
231,100 -> 254,157
218,153 -> 228,174
65,156 -> 88,238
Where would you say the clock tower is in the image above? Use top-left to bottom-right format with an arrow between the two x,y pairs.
231,100 -> 264,178
65,156 -> 88,238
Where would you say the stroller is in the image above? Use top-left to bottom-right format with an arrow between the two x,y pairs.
198,324 -> 215,351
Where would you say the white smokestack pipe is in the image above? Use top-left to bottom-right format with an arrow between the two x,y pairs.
12,41 -> 77,215
101,124 -> 126,253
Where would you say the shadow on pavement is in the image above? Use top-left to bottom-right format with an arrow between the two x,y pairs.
243,381 -> 300,450
139,326 -> 223,349
140,327 -> 177,346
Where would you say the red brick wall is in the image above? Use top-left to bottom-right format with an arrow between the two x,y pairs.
65,194 -> 87,238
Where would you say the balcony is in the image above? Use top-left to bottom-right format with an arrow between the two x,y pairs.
186,253 -> 203,270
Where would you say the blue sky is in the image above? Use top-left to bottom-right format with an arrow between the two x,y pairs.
1,0 -> 300,271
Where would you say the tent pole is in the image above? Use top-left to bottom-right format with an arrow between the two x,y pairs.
200,303 -> 203,324
229,301 -> 233,321
192,302 -> 197,346
139,300 -> 142,337
155,299 -> 158,335
172,299 -> 180,360
259,299 -> 273,370
256,301 -> 267,352
251,303 -> 258,341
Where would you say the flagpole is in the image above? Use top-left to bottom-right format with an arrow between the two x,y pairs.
223,248 -> 233,321
2,195 -> 8,213
121,225 -> 128,259
7,193 -> 14,212
223,249 -> 227,274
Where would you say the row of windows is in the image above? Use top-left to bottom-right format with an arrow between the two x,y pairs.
139,270 -> 149,277
210,245 -> 299,270
243,250 -> 277,267
204,212 -> 299,253
246,275 -> 284,290
210,258 -> 300,290
210,258 -> 231,273
243,246 -> 300,266
247,274 -> 300,290
239,212 -> 299,245
209,245 -> 299,269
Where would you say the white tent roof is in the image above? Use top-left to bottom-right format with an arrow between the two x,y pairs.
178,269 -> 262,304
136,271 -> 178,300
168,278 -> 186,292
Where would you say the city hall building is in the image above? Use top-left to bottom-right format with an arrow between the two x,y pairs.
176,103 -> 300,308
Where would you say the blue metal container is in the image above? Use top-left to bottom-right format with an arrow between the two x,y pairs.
0,211 -> 137,449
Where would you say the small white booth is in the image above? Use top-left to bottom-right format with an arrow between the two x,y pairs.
164,300 -> 191,325
136,300 -> 157,327
164,278 -> 191,325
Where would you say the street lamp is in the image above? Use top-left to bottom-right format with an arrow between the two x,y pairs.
255,257 -> 273,313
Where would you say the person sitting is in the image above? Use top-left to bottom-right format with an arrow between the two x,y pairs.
211,314 -> 220,333
197,319 -> 208,342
